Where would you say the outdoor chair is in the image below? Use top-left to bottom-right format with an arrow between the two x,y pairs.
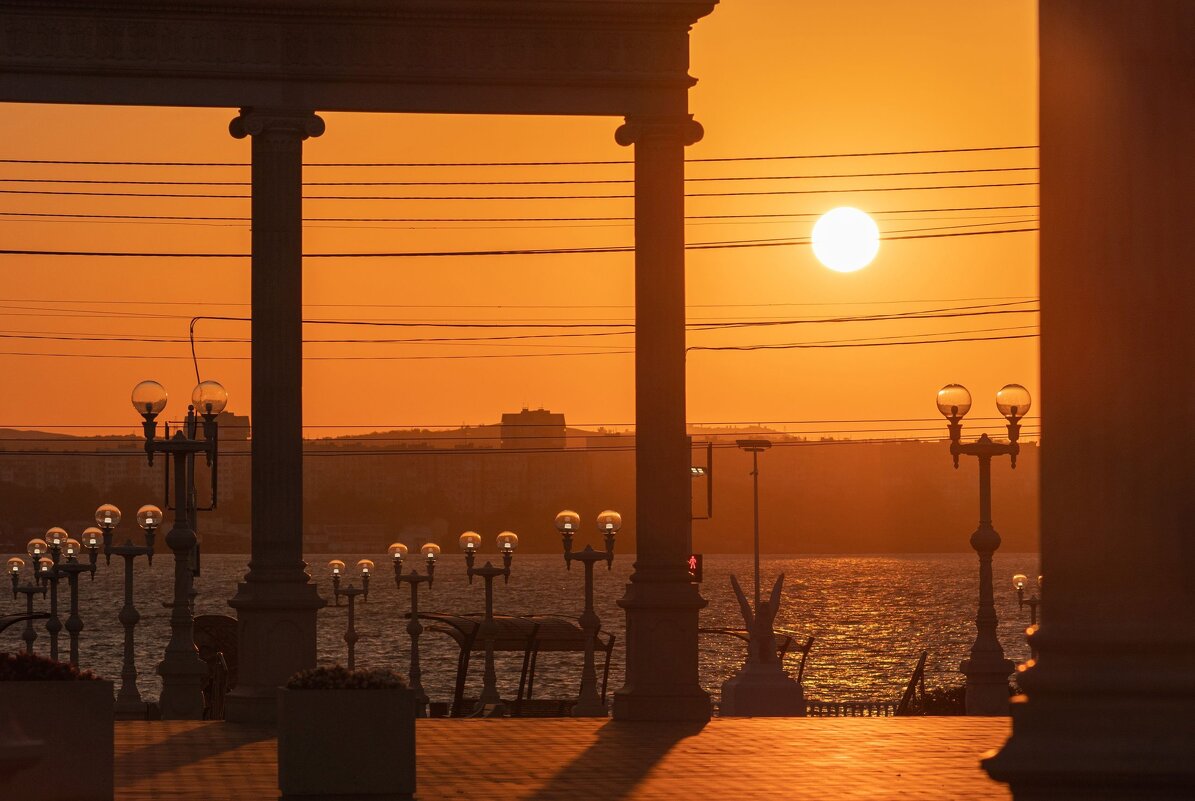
193,614 -> 238,720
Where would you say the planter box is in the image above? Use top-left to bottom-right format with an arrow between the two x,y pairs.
0,680 -> 114,801
278,687 -> 416,800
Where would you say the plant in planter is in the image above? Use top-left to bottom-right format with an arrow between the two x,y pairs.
278,665 -> 416,800
0,652 -> 114,801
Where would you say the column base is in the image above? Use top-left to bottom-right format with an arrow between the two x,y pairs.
571,696 -> 609,717
984,695 -> 1195,800
157,654 -> 209,721
961,656 -> 1014,715
225,579 -> 325,725
720,661 -> 805,717
983,632 -> 1195,800
114,699 -> 158,721
613,573 -> 710,722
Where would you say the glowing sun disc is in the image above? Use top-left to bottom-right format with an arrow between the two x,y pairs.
812,207 -> 880,273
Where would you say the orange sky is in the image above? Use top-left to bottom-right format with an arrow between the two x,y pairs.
0,1 -> 1038,440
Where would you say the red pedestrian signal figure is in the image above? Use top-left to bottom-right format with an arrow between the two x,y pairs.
688,553 -> 703,583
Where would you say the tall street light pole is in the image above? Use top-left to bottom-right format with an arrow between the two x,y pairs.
736,439 -> 772,609
937,382 -> 1032,716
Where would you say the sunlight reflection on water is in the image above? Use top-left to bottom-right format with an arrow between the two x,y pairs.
3,553 -> 1037,706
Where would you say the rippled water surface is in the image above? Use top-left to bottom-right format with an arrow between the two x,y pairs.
3,553 -> 1038,706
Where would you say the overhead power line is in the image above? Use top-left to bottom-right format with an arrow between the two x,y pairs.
0,180 -> 1038,201
0,333 -> 1039,363
0,294 -> 1038,310
0,166 -> 1038,188
0,144 -> 1039,168
0,203 -> 1041,225
0,225 -> 1039,261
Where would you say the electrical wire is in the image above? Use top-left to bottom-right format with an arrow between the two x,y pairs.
0,180 -> 1038,201
0,166 -> 1039,188
0,144 -> 1039,168
0,225 -> 1039,260
0,204 -> 1040,224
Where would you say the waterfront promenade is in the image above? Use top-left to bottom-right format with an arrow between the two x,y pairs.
116,718 -> 1010,800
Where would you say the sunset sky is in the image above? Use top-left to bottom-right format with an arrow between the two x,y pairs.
0,1 -> 1038,440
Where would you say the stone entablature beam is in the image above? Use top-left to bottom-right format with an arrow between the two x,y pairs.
0,1 -> 715,116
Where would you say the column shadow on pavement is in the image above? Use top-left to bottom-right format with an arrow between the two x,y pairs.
525,720 -> 707,801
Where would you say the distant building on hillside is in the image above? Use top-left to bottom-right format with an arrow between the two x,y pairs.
500,407 -> 566,450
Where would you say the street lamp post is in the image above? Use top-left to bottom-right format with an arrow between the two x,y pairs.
55,534 -> 97,667
28,534 -> 64,661
938,382 -> 1031,715
8,557 -> 45,654
132,379 -> 225,720
98,503 -> 159,720
735,439 -> 772,609
1012,573 -> 1042,627
555,509 -> 620,717
390,542 -> 439,716
459,530 -> 518,715
356,559 -> 373,602
327,559 -> 365,670
1013,573 -> 1042,661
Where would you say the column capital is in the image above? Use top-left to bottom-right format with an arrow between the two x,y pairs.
229,108 -> 325,140
614,115 -> 703,148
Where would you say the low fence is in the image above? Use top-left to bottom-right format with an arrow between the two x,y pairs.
804,700 -> 902,717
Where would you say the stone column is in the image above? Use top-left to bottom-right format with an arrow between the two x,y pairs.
612,115 -> 710,722
224,108 -> 327,724
983,3 -> 1195,797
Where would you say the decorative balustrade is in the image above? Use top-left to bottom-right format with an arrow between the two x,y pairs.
804,700 -> 901,717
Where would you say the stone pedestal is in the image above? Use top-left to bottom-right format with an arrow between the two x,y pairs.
983,3 -> 1195,797
720,662 -> 804,717
223,108 -> 327,724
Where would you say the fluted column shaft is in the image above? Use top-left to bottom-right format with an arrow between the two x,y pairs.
612,115 -> 709,721
225,108 -> 327,724
984,3 -> 1195,797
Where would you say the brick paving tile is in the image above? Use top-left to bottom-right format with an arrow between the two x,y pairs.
115,718 -> 1011,801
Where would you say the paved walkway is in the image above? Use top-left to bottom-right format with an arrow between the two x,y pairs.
116,718 -> 1012,800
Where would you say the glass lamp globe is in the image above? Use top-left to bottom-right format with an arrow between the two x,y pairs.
328,559 -> 346,575
95,504 -> 121,528
131,380 -> 168,417
1012,573 -> 1028,591
65,538 -> 81,557
137,504 -> 163,530
45,527 -> 68,547
7,556 -> 24,574
996,383 -> 1032,421
597,510 -> 623,533
388,543 -> 408,560
459,531 -> 482,553
37,557 -> 53,574
554,510 -> 580,533
420,543 -> 442,560
496,531 -> 519,553
26,539 -> 47,558
936,384 -> 972,419
356,559 -> 374,575
82,527 -> 102,549
191,380 -> 229,416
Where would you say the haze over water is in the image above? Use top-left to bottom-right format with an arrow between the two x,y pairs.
4,553 -> 1037,706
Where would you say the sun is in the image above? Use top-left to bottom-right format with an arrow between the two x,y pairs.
811,207 -> 880,273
